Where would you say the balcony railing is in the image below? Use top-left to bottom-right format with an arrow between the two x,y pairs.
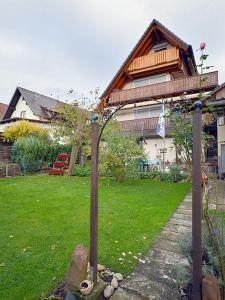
119,117 -> 170,135
109,71 -> 218,106
127,47 -> 179,74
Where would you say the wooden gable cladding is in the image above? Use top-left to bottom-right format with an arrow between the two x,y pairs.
100,19 -> 196,107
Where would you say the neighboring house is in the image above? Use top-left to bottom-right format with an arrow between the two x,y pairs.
0,87 -> 63,133
98,19 -> 218,168
0,103 -> 8,121
205,83 -> 225,177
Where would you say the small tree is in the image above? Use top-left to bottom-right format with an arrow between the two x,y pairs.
99,121 -> 145,182
51,102 -> 90,176
3,120 -> 49,142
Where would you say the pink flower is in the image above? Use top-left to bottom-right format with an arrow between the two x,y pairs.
200,42 -> 206,50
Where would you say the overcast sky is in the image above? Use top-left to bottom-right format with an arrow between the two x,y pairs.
0,0 -> 224,104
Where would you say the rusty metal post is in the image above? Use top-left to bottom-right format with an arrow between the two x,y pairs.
192,100 -> 202,300
90,121 -> 99,284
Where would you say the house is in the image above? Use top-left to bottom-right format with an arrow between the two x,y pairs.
0,87 -> 63,133
98,19 -> 218,168
205,83 -> 225,177
0,103 -> 8,121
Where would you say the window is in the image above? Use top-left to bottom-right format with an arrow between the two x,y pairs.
134,106 -> 161,119
152,43 -> 168,53
20,111 -> 26,118
133,78 -> 149,88
133,74 -> 170,88
134,107 -> 150,119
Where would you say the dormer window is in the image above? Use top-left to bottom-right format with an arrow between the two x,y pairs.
152,43 -> 168,53
20,111 -> 26,118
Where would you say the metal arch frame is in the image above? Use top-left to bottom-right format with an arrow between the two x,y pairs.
90,97 -> 203,300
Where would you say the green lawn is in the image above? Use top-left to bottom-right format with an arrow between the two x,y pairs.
0,176 -> 190,299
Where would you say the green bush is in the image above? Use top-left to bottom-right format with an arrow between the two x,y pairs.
169,164 -> 184,182
139,165 -> 187,182
12,136 -> 48,173
139,170 -> 161,179
73,164 -> 90,177
100,124 -> 145,182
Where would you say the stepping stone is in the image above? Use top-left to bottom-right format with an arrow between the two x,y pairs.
149,248 -> 188,266
160,230 -> 179,242
176,208 -> 192,215
169,217 -> 192,227
173,212 -> 192,221
154,238 -> 179,253
179,203 -> 192,209
165,223 -> 192,233
111,287 -> 143,300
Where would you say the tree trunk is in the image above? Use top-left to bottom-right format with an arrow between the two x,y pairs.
67,144 -> 79,176
80,151 -> 86,167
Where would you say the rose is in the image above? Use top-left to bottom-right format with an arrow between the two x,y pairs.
200,42 -> 206,50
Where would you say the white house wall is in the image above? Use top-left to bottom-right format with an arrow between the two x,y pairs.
217,117 -> 225,175
144,137 -> 176,163
11,95 -> 40,120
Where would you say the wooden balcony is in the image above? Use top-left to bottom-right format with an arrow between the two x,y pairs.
109,71 -> 218,106
119,117 -> 170,136
127,47 -> 180,75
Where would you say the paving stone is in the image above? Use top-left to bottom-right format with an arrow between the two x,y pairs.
149,248 -> 188,265
165,223 -> 192,233
176,208 -> 192,215
110,287 -> 144,300
179,203 -> 192,209
173,212 -> 192,220
121,275 -> 179,300
160,230 -> 179,242
154,238 -> 179,253
169,217 -> 192,227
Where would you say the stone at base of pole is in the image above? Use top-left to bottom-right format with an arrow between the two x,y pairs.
65,280 -> 105,300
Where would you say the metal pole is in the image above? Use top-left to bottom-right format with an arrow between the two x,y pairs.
163,138 -> 165,173
192,100 -> 202,300
90,121 -> 99,284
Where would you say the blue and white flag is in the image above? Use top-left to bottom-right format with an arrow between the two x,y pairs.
156,104 -> 165,138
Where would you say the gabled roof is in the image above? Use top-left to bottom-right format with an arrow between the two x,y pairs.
4,87 -> 63,120
100,19 -> 196,106
204,82 -> 225,101
0,103 -> 8,120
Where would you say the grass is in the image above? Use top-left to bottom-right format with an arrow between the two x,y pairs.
0,176 -> 190,299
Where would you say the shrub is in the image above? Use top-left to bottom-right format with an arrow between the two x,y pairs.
99,122 -> 145,182
139,165 -> 187,182
3,120 -> 49,142
176,220 -> 225,292
169,164 -> 184,182
73,165 -> 90,177
12,136 -> 48,173
139,170 -> 161,180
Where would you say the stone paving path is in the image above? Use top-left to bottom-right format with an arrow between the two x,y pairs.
111,193 -> 192,300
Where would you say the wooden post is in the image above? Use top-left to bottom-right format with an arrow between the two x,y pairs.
90,121 -> 99,284
192,101 -> 202,300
